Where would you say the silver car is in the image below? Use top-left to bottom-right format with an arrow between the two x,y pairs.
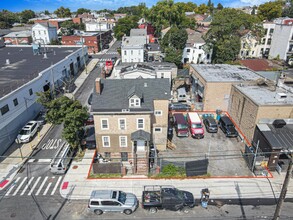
88,190 -> 138,215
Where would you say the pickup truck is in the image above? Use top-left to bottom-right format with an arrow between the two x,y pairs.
142,185 -> 195,213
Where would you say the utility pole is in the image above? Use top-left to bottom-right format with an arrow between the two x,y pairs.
273,155 -> 293,220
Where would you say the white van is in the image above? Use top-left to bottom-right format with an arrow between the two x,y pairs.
177,87 -> 187,102
50,142 -> 74,174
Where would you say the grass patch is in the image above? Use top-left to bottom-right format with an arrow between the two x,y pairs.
89,173 -> 122,178
74,149 -> 85,162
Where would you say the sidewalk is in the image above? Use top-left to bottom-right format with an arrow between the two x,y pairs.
60,149 -> 293,201
0,123 -> 52,189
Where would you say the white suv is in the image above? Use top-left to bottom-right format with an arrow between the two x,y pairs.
16,121 -> 40,143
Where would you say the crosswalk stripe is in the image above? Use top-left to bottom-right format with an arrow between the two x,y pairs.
5,177 -> 20,196
28,176 -> 41,196
38,159 -> 52,163
51,176 -> 62,195
43,182 -> 52,196
12,177 -> 27,196
35,176 -> 48,196
20,177 -> 34,196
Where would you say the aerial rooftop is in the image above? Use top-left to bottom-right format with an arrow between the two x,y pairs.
235,85 -> 293,106
0,46 -> 80,98
191,64 -> 262,82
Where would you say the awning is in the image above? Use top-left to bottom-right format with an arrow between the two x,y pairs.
4,40 -> 11,43
131,130 -> 151,141
20,39 -> 28,43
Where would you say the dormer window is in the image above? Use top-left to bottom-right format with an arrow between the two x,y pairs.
129,98 -> 140,107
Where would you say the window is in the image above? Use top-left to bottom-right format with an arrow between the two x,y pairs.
32,31 -> 35,36
0,104 -> 9,115
187,49 -> 190,52
154,110 -> 162,116
129,98 -> 140,107
199,46 -> 202,49
101,201 -> 120,206
119,118 -> 126,130
101,119 -> 109,130
90,201 -> 100,205
102,136 -> 110,147
43,31 -> 46,35
121,152 -> 128,161
154,127 -> 162,133
104,152 -> 111,158
29,88 -> 33,96
264,28 -> 268,35
119,136 -> 127,147
261,38 -> 265,45
267,38 -> 271,45
124,51 -> 126,55
131,50 -> 133,55
160,72 -> 164,78
270,29 -> 274,34
13,98 -> 18,106
38,31 -> 41,34
137,118 -> 144,129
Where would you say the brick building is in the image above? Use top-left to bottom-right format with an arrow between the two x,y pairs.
61,31 -> 112,54
3,30 -> 32,45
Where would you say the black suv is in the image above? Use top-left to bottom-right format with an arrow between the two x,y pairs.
203,118 -> 218,133
218,116 -> 238,137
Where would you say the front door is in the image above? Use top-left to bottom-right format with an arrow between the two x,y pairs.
137,140 -> 145,152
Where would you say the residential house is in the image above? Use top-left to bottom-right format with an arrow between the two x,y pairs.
3,31 -> 32,45
138,23 -> 156,42
146,43 -> 162,62
32,23 -> 58,44
269,17 -> 293,61
61,31 -> 112,54
121,36 -> 147,63
33,18 -> 73,30
130,28 -> 147,37
114,13 -> 127,21
91,78 -> 171,175
77,13 -> 95,23
112,62 -> 177,83
85,20 -> 115,32
189,64 -> 262,111
182,28 -> 212,64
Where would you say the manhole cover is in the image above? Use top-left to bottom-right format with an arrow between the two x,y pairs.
72,165 -> 78,169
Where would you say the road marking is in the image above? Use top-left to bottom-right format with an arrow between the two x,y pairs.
5,177 -> 20,196
51,176 -> 62,195
38,159 -> 52,163
20,177 -> 34,196
35,176 -> 48,196
28,176 -> 41,195
43,176 -> 54,196
12,177 -> 27,196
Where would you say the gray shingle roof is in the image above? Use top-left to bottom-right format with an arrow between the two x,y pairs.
91,78 -> 171,113
131,130 -> 151,141
130,29 -> 147,36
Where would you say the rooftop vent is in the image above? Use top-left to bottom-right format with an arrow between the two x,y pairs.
43,53 -> 48,59
275,92 -> 287,101
144,82 -> 147,87
272,119 -> 286,128
6,59 -> 10,65
122,109 -> 130,112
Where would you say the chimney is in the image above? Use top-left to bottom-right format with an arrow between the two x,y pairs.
95,78 -> 102,94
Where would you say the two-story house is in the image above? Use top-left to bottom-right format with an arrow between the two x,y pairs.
32,23 -> 58,45
91,78 -> 170,175
121,36 -> 147,63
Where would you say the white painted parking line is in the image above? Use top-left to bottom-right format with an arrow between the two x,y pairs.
35,176 -> 48,196
12,177 -> 27,196
28,176 -> 41,195
43,182 -> 52,195
37,159 -> 52,163
5,177 -> 20,196
51,176 -> 62,195
20,177 -> 34,196
28,159 -> 35,163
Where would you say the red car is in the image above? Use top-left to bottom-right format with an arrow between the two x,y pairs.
84,115 -> 94,126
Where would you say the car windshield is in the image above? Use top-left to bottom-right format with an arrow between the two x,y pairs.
178,124 -> 188,129
191,123 -> 202,128
19,129 -> 30,135
118,191 -> 127,204
210,124 -> 217,127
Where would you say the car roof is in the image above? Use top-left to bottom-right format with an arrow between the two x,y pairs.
23,121 -> 38,129
90,190 -> 116,200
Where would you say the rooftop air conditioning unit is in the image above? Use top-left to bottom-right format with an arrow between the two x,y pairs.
275,92 -> 287,101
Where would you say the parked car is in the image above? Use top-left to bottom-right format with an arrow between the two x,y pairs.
218,116 -> 238,137
142,185 -> 195,213
169,103 -> 191,111
173,113 -> 189,137
187,112 -> 204,139
88,190 -> 138,215
15,121 -> 40,143
203,118 -> 218,133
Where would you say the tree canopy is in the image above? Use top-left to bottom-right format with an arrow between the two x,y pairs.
54,6 -> 72,18
19,10 -> 35,23
205,8 -> 263,63
76,8 -> 91,15
116,3 -> 147,17
113,15 -> 139,40
257,1 -> 283,21
36,92 -> 88,149
0,10 -> 18,28
60,20 -> 85,35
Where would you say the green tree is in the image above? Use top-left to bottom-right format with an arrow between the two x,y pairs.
113,15 -> 139,40
44,10 -> 50,15
76,8 -> 91,15
36,93 -> 89,149
195,4 -> 209,14
54,6 -> 72,18
217,3 -> 224,10
205,8 -> 263,63
19,9 -> 35,23
282,0 -> 293,17
258,1 -> 282,21
116,3 -> 147,17
0,10 -> 18,28
60,20 -> 84,35
175,2 -> 197,12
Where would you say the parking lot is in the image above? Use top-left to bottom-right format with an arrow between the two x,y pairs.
159,115 -> 252,177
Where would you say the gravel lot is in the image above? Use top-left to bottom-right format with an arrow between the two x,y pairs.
159,123 -> 253,177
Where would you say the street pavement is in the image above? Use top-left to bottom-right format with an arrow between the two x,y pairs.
1,39 -> 293,208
